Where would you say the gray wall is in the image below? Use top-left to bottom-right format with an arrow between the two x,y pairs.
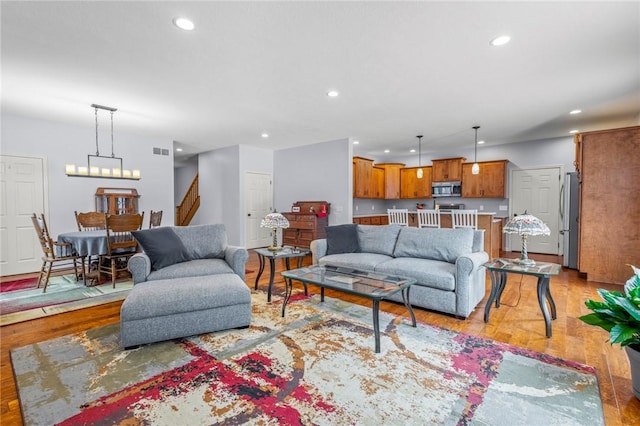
274,138 -> 352,225
174,156 -> 198,209
1,113 -> 175,233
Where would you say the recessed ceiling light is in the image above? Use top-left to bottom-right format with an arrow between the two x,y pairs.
490,35 -> 511,46
478,140 -> 485,145
176,148 -> 183,152
353,140 -> 359,144
173,17 -> 195,31
384,149 -> 390,153
261,133 -> 269,138
569,129 -> 580,134
410,149 -> 416,153
327,90 -> 339,97
570,109 -> 582,115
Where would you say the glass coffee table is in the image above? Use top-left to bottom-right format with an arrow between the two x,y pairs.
483,258 -> 562,337
281,265 -> 417,353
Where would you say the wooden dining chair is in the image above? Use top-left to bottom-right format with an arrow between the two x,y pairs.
149,210 -> 163,229
387,209 -> 409,226
417,209 -> 441,228
75,211 -> 107,231
99,213 -> 144,287
31,213 -> 85,292
451,209 -> 478,229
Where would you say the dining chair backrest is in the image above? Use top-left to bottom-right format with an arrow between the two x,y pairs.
417,209 -> 441,228
105,213 -> 144,254
75,211 -> 107,231
149,210 -> 163,229
451,209 -> 478,229
31,213 -> 56,258
387,208 -> 409,226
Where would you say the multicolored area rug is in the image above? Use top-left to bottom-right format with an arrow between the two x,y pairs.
11,291 -> 604,425
1,275 -> 132,326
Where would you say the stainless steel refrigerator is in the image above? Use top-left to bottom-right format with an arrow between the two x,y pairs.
561,172 -> 579,268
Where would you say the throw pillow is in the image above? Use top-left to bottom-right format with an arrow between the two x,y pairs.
326,224 -> 360,255
132,227 -> 191,270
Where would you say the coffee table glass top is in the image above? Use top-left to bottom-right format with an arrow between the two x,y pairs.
483,258 -> 561,277
254,246 -> 310,258
281,265 -> 415,299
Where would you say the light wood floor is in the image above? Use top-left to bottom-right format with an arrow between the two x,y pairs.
2,252 -> 639,425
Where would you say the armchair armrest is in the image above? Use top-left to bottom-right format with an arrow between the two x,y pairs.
128,253 -> 151,284
310,239 -> 327,265
225,245 -> 249,280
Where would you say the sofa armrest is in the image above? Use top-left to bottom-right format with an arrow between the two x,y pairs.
456,251 -> 490,276
128,253 -> 151,284
310,239 -> 327,265
225,245 -> 249,280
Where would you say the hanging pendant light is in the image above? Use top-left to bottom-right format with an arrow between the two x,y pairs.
472,126 -> 480,175
416,135 -> 424,178
65,104 -> 141,180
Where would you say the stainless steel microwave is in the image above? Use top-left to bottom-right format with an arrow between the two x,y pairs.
431,181 -> 462,197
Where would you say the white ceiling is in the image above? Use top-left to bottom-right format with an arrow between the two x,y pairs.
2,1 -> 639,162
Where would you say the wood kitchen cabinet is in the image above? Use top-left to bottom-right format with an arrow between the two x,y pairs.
372,166 -> 385,199
461,160 -> 508,198
400,167 -> 432,199
375,163 -> 404,199
432,157 -> 465,182
577,126 -> 640,285
353,156 -> 374,198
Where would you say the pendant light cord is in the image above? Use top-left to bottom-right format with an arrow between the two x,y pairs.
94,106 -> 100,156
473,126 -> 479,163
110,110 -> 115,158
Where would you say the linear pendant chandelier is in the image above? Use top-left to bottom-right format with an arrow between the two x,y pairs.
65,104 -> 141,180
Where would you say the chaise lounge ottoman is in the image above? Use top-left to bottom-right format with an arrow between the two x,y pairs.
120,273 -> 251,348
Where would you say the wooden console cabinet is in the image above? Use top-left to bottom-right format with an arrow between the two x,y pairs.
282,201 -> 330,249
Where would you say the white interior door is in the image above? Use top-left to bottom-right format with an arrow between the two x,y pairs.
509,166 -> 562,255
244,172 -> 272,249
0,155 -> 47,276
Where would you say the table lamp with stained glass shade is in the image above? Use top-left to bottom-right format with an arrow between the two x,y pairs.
260,212 -> 290,251
502,211 -> 550,265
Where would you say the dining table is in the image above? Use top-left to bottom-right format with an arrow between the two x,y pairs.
57,230 -> 108,257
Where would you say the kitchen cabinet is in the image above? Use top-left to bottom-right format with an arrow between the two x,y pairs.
400,167 -> 432,199
375,163 -> 404,199
353,156 -> 374,198
372,166 -> 385,199
95,187 -> 140,215
432,157 -> 465,182
461,160 -> 508,198
353,215 -> 389,225
577,126 -> 640,285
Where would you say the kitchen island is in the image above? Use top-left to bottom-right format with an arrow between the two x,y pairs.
353,211 -> 504,258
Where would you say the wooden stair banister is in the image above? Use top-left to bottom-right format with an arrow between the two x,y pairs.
176,173 -> 200,226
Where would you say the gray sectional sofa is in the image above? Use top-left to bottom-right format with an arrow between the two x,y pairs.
121,224 -> 251,347
310,224 -> 488,318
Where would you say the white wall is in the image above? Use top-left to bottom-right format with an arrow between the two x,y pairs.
1,113 -> 174,233
195,144 -> 274,246
274,138 -> 352,225
174,156 -> 198,208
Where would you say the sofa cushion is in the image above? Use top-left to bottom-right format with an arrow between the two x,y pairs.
132,227 -> 190,271
375,258 -> 457,292
319,253 -> 393,271
326,224 -> 360,255
357,224 -> 402,256
146,258 -> 235,282
173,224 -> 227,260
393,227 -> 474,263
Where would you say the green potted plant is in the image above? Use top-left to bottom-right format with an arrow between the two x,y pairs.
579,265 -> 640,399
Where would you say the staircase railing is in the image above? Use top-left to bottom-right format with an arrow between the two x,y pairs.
176,173 -> 200,226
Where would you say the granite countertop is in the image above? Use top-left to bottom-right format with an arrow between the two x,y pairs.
354,211 -> 500,218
